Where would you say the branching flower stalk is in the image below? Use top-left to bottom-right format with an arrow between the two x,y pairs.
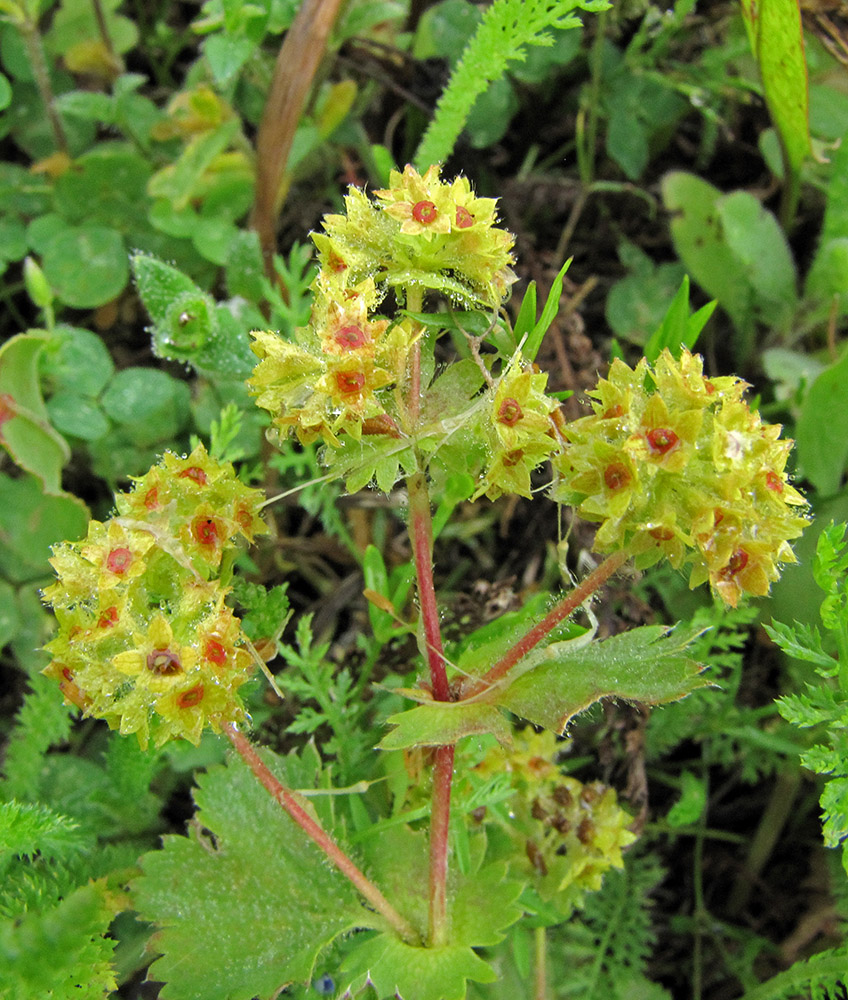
223,722 -> 420,944
41,165 -> 812,994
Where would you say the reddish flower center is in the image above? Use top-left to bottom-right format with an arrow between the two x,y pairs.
502,449 -> 524,467
177,684 -> 204,709
646,427 -> 679,455
455,205 -> 474,228
497,397 -> 523,426
98,606 -> 119,629
192,516 -> 220,547
604,463 -> 631,491
179,466 -> 208,485
721,549 -> 749,579
143,486 -> 159,510
106,547 -> 132,574
147,648 -> 182,675
713,508 -> 724,525
412,200 -> 438,224
602,404 -> 624,419
204,639 -> 227,666
649,527 -> 675,542
235,506 -> 253,533
704,380 -> 716,394
327,251 -> 347,273
335,371 -> 366,394
62,667 -> 74,682
765,471 -> 783,493
335,325 -> 367,350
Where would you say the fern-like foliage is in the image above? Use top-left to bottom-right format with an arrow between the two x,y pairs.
278,615 -> 375,784
0,881 -> 118,1000
767,522 -> 848,873
738,947 -> 848,1000
0,799 -> 85,870
1,673 -> 74,802
414,0 -> 609,169
550,851 -> 670,999
644,604 -> 793,783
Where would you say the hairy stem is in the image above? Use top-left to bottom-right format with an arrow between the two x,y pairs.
462,550 -> 628,698
224,723 -> 420,945
406,469 -> 453,946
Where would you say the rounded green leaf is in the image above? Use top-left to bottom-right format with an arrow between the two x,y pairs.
100,367 -> 190,445
41,225 -> 129,308
41,325 -> 115,398
46,392 -> 109,441
53,149 -> 151,230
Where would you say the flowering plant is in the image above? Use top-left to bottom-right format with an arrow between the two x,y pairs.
41,165 -> 808,1000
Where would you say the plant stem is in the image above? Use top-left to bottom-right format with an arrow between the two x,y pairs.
19,15 -> 68,155
223,722 -> 420,945
251,0 -> 345,277
462,550 -> 628,698
534,926 -> 548,1000
406,470 -> 455,945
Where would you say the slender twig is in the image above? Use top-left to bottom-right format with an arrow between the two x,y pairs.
223,722 -> 420,945
251,0 -> 346,277
461,550 -> 628,699
91,0 -> 120,66
19,16 -> 68,155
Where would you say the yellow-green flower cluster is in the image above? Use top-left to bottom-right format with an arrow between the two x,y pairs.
313,164 -> 516,310
476,357 -> 562,500
476,730 -> 635,915
249,274 -> 413,447
552,349 -> 809,606
42,445 -> 266,748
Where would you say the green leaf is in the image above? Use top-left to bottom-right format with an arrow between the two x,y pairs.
464,77 -> 518,148
148,119 -> 241,210
642,275 -> 715,363
99,368 -> 190,446
40,324 -> 115,398
0,333 -> 72,496
415,0 -> 607,168
524,257 -> 571,362
739,0 -> 811,204
0,473 -> 89,578
666,771 -> 708,827
489,625 -> 707,734
715,190 -> 797,328
41,225 -> 129,308
0,801 -> 85,869
46,392 -> 109,441
342,935 -> 496,1000
661,171 -> 754,355
134,746 -> 364,1000
378,701 -> 513,751
0,881 -> 117,1000
763,619 -> 836,670
52,149 -> 151,230
795,348 -> 848,496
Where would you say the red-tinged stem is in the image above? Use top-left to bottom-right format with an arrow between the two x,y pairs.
223,723 -> 420,945
461,550 -> 629,699
406,470 -> 454,945
408,473 -> 450,701
428,744 -> 455,946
